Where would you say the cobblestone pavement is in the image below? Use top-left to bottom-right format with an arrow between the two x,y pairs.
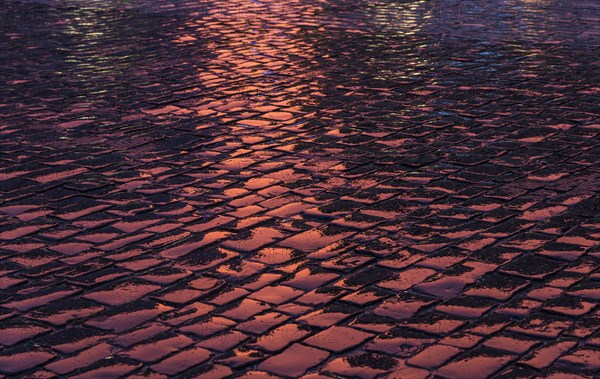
1,0 -> 599,377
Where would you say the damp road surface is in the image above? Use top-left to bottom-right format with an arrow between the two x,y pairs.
1,0 -> 599,378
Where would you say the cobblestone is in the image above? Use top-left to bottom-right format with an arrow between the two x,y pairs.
1,0 -> 599,377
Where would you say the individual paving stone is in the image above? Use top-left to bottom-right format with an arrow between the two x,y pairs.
83,279 -> 160,305
26,298 -> 106,326
538,242 -> 589,261
138,267 -> 193,285
416,248 -> 467,270
367,327 -> 436,357
321,253 -> 374,273
296,286 -> 347,306
160,302 -> 216,326
463,313 -> 514,337
143,229 -> 193,250
216,260 -> 266,281
413,271 -> 475,299
258,343 -> 330,377
303,326 -> 373,352
457,236 -> 497,252
215,348 -> 267,369
242,273 -> 284,291
234,371 -> 283,379
555,232 -> 599,248
121,333 -> 194,363
160,232 -> 233,260
543,295 -> 597,317
219,299 -> 271,321
0,275 -> 27,291
407,344 -> 463,369
128,372 -> 169,379
378,268 -> 436,291
403,312 -> 466,336
567,282 -> 600,301
499,232 -> 555,251
0,321 -> 51,347
279,226 -> 354,252
495,365 -> 539,378
378,250 -> 426,270
1,239 -> 47,255
436,347 -> 516,379
335,266 -> 394,290
247,285 -> 303,305
53,201 -> 111,222
196,329 -> 249,352
0,223 -> 54,240
152,283 -> 213,305
546,272 -> 585,289
267,202 -> 313,218
221,227 -> 286,252
282,268 -> 340,291
435,296 -> 496,318
527,286 -> 564,301
185,215 -> 235,233
44,342 -> 114,375
469,246 -> 522,265
67,357 -> 141,379
3,284 -> 81,311
187,364 -> 233,379
463,273 -> 530,301
112,216 -> 162,233
322,353 -> 398,379
439,333 -> 483,350
305,200 -> 363,220
250,247 -> 299,265
373,293 -> 436,321
49,242 -> 94,255
227,205 -> 265,219
556,347 -> 600,372
22,262 -> 70,279
86,300 -> 173,333
297,303 -> 359,329
519,340 -> 578,370
205,286 -> 250,306
350,313 -> 396,334
68,267 -> 131,286
341,287 -> 389,306
540,369 -> 594,379
98,232 -> 154,252
174,247 -> 238,272
481,218 -> 533,237
386,365 -> 430,379
248,323 -> 312,353
150,346 -> 213,375
34,326 -> 113,354
519,205 -> 569,221
500,255 -> 564,279
482,333 -> 540,354
235,312 -> 290,335
113,323 -> 170,348
9,251 -> 64,269
508,314 -> 573,339
0,346 -> 56,375
332,212 -> 387,230
180,315 -> 236,338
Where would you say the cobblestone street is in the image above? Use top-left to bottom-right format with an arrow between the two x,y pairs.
1,0 -> 599,377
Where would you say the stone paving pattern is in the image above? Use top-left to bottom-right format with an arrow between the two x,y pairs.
1,0 -> 599,377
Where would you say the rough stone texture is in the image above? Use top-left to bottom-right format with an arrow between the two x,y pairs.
0,0 -> 599,378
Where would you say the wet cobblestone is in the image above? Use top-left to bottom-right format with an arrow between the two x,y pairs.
1,0 -> 599,377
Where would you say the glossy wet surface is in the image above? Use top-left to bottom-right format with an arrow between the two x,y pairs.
1,0 -> 599,377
